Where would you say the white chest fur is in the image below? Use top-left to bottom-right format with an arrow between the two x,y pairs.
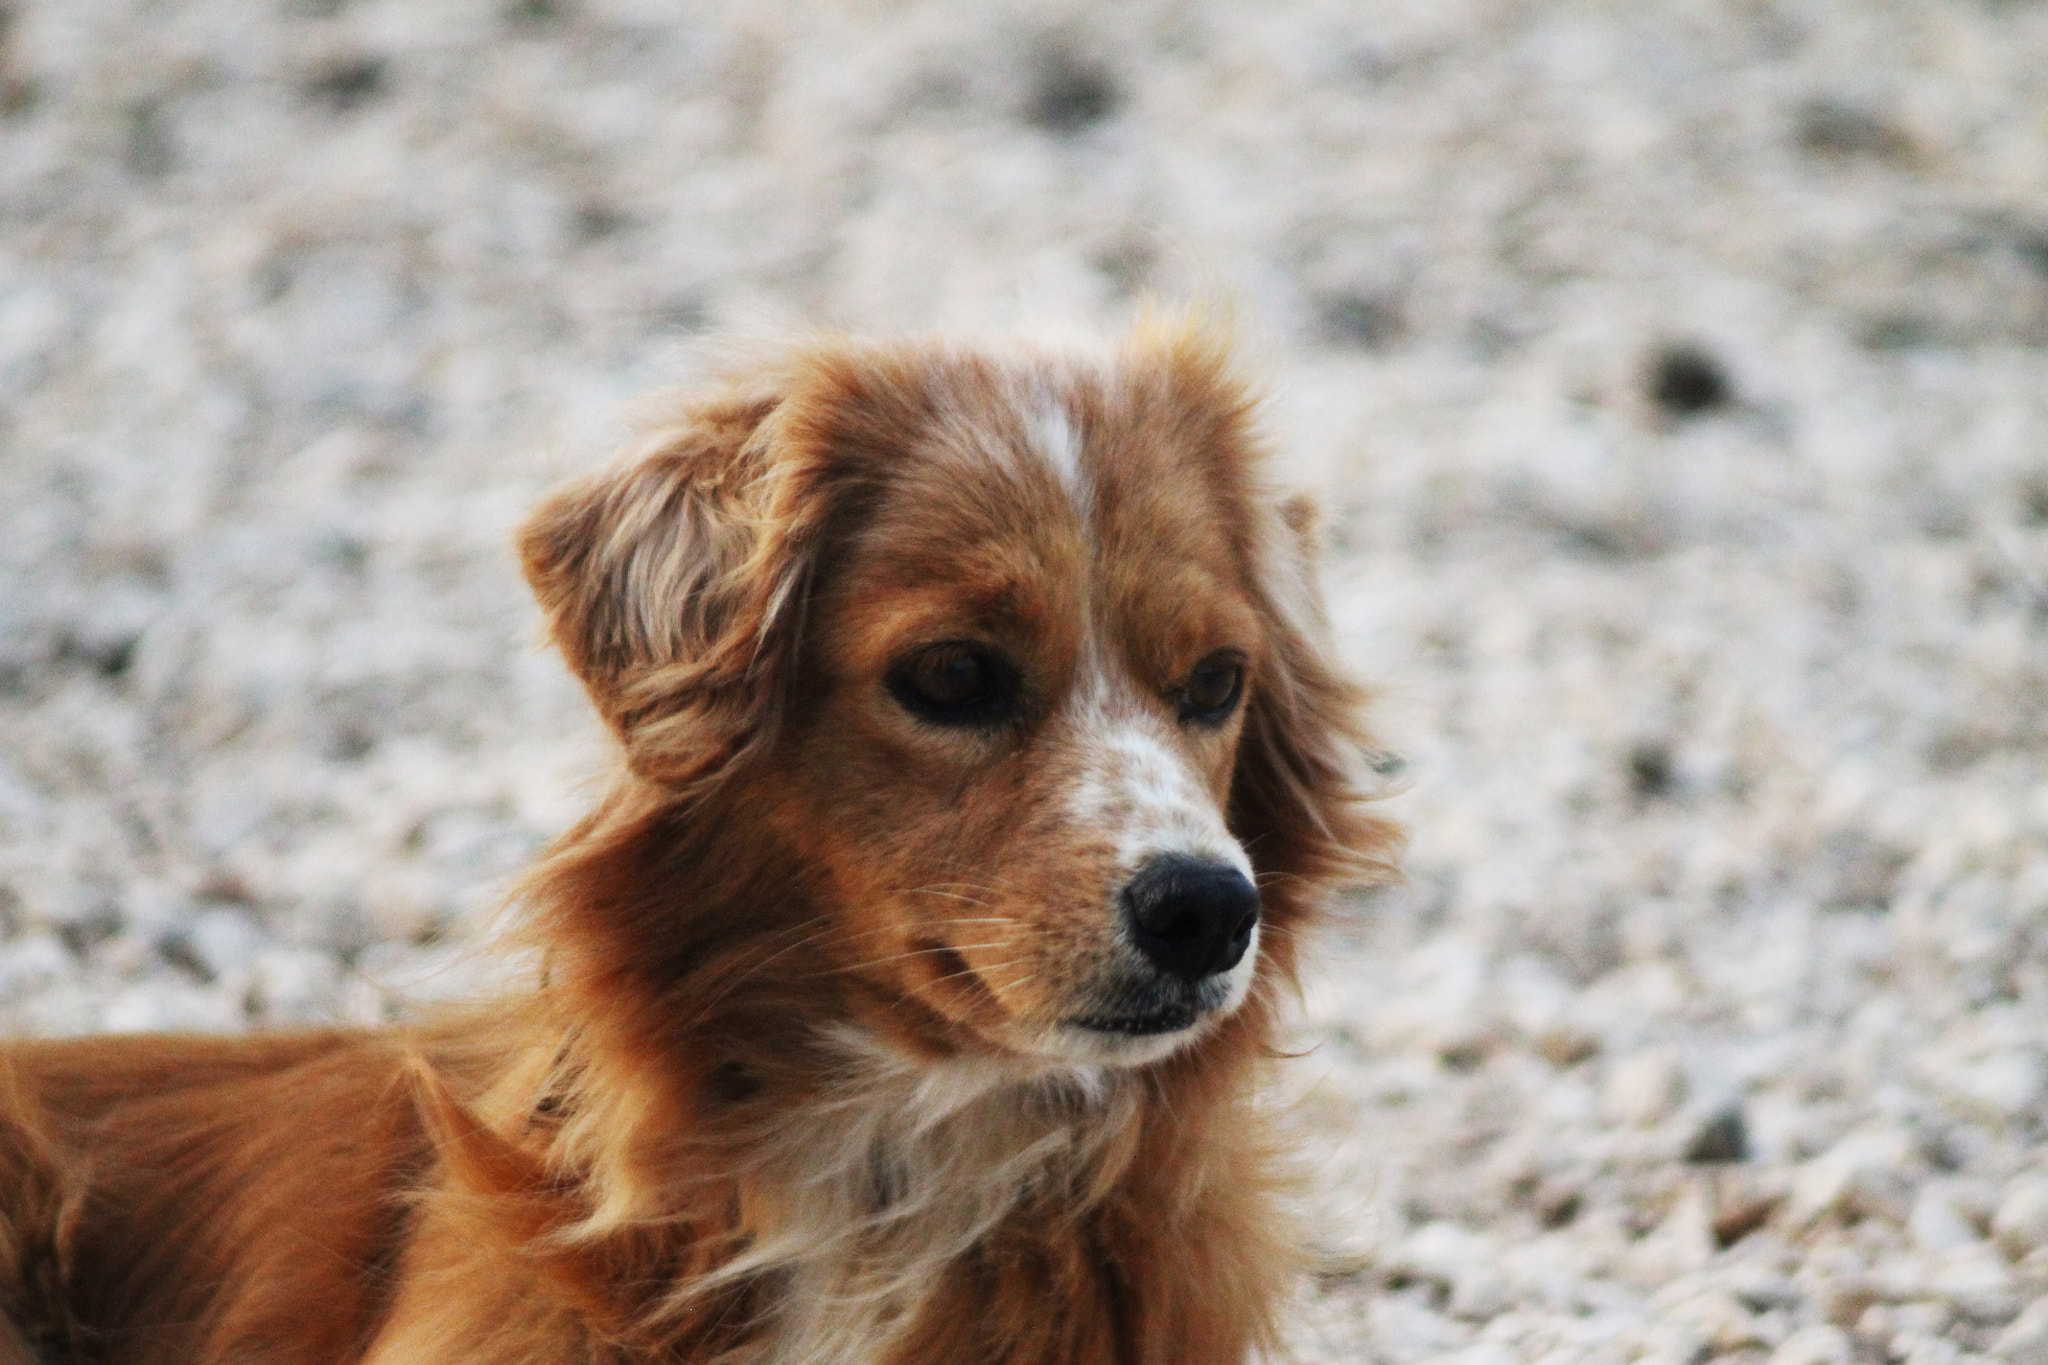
714,1039 -> 1135,1365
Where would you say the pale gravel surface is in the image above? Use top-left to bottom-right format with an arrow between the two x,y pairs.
4,1 -> 2048,1361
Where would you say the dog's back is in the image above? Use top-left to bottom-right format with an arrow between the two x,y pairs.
0,1030 -> 428,1363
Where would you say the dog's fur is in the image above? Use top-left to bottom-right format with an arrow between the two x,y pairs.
0,321 -> 1398,1365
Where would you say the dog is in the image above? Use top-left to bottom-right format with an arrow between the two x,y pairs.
0,319 -> 1399,1364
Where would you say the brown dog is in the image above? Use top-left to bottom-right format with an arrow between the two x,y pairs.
0,321 -> 1398,1364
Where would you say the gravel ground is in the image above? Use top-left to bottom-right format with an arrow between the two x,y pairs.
4,1 -> 2048,1361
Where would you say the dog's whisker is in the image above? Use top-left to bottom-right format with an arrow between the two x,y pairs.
908,878 -> 1032,899
837,917 -> 1016,935
822,941 -> 1022,977
900,889 -> 994,908
984,970 -> 1037,993
921,958 -> 1034,991
700,915 -> 1013,983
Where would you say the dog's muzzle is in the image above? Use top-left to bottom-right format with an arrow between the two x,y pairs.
1062,855 -> 1261,1042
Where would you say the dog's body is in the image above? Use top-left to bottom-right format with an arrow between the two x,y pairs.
0,323 -> 1397,1364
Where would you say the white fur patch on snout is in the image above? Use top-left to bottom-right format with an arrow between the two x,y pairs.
1066,715 -> 1250,883
1042,687 -> 1263,1065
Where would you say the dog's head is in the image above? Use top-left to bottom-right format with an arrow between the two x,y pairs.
520,323 -> 1396,1072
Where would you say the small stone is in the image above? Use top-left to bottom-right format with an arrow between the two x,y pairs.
1917,1187 -> 1990,1255
1791,1130 -> 1918,1225
1712,1186 -> 1782,1248
1995,1298 -> 2048,1365
1666,1289 -> 1777,1353
122,881 -> 194,941
1725,1265 -> 1803,1314
303,55 -> 388,113
1891,1302 -> 1956,1338
1686,1103 -> 1751,1163
1893,1332 -> 1962,1365
248,948 -> 341,1025
1796,98 -> 1912,161
1857,1303 -> 1900,1350
1023,42 -> 1120,135
1396,1221 -> 1512,1322
0,932 -> 76,1001
1646,343 -> 1734,417
1634,1319 -> 1710,1365
100,979 -> 242,1034
1773,1325 -> 1854,1365
1365,1293 -> 1466,1358
187,907 -> 265,980
1944,1051 -> 2046,1123
1603,1048 -> 1687,1127
1994,1177 -> 2048,1259
1946,1179 -> 2004,1234
1932,1247 -> 2021,1324
1534,1023 -> 1600,1067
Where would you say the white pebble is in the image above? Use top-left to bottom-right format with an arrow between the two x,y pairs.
1894,1332 -> 1962,1365
120,882 -> 193,942
1942,1051 -> 2046,1124
1995,1177 -> 2048,1259
1772,1325 -> 1853,1365
1915,1186 -> 1988,1255
1663,1289 -> 1777,1353
1398,1222 -> 1513,1322
100,980 -> 242,1034
249,948 -> 341,1025
1791,1129 -> 1918,1224
188,907 -> 266,980
1995,1298 -> 2048,1365
0,932 -> 76,1002
1602,1048 -> 1687,1127
1931,1246 -> 2020,1323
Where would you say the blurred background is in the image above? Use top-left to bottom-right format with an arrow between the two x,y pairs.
3,2 -> 2047,1361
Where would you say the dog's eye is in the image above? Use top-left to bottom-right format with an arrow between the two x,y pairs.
1178,652 -> 1245,726
888,642 -> 1021,728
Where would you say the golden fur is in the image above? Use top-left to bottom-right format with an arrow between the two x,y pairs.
0,321 -> 1398,1364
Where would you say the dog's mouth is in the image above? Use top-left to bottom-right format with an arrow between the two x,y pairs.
1065,1005 -> 1201,1036
1061,970 -> 1237,1040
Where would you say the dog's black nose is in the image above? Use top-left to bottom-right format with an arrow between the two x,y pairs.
1120,855 -> 1260,983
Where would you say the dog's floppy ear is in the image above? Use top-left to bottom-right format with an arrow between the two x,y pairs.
518,385 -> 825,794
1230,493 -> 1403,924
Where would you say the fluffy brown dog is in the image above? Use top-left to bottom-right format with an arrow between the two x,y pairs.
0,321 -> 1398,1364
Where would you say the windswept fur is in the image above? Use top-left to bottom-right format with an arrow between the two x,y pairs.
0,322 -> 1398,1365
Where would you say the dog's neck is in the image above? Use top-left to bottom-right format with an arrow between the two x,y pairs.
714,1031 -> 1143,1365
528,1008 -> 1151,1362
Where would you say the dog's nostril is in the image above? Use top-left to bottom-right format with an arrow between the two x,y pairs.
1121,855 -> 1261,983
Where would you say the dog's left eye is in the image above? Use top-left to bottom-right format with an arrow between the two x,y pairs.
888,642 -> 1021,728
1178,652 -> 1246,726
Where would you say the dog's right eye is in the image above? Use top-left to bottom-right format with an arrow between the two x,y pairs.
887,642 -> 1020,728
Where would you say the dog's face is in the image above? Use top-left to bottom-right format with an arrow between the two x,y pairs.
521,327 -> 1389,1074
784,365 -> 1272,1067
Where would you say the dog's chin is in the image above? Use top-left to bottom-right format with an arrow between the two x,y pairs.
1033,971 -> 1251,1069
1045,1019 -> 1209,1068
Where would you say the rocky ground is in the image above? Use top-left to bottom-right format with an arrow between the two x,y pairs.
4,1 -> 2048,1361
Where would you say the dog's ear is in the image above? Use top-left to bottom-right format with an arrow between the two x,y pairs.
1230,493 -> 1403,921
518,386 -> 825,794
